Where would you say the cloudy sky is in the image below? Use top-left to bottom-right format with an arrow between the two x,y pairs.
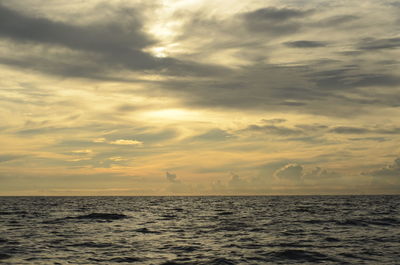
1,0 -> 399,195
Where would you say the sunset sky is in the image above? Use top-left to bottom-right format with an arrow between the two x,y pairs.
1,0 -> 399,195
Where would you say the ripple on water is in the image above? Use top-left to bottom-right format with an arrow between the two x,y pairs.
0,253 -> 12,260
135,227 -> 161,234
67,213 -> 129,221
109,257 -> 142,263
67,242 -> 115,248
265,249 -> 339,263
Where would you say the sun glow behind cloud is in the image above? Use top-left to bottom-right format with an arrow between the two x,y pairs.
143,109 -> 200,121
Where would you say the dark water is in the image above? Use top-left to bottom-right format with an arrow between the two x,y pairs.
0,196 -> 399,264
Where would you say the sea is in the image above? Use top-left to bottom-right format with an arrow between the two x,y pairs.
0,196 -> 399,264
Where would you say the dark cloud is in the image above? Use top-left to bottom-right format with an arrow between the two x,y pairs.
357,75 -> 400,88
243,7 -> 309,22
330,126 -> 400,135
295,124 -> 328,131
240,122 -> 330,138
166,172 -> 178,183
242,124 -> 303,136
0,3 -> 228,78
330,126 -> 370,134
285,40 -> 327,48
284,136 -> 327,144
364,158 -> 400,178
116,104 -> 140,112
242,7 -> 310,35
318,15 -> 359,27
0,4 -> 151,51
311,66 -> 400,93
2,2 -> 396,118
348,137 -> 387,142
0,3 -> 159,73
191,129 -> 233,142
376,128 -> 400,134
0,154 -> 24,163
358,37 -> 400,50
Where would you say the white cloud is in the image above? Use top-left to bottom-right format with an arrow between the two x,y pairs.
274,163 -> 303,181
71,149 -> 92,155
109,139 -> 143,146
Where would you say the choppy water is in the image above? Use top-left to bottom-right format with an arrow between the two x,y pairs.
0,196 -> 399,264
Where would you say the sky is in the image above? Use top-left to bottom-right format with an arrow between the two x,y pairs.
0,0 -> 399,195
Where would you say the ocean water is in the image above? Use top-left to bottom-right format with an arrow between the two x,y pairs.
0,196 -> 399,264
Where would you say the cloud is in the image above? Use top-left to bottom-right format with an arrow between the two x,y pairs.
365,158 -> 400,178
229,172 -> 247,187
362,158 -> 400,192
0,154 -> 24,163
0,4 -> 151,50
330,126 -> 400,135
164,172 -> 194,194
348,137 -> 387,142
241,124 -> 303,136
242,7 -> 310,35
166,172 -> 178,183
258,161 -> 343,183
358,37 -> 400,50
317,15 -> 359,27
330,126 -> 370,134
63,150 -> 93,158
1,1 -> 400,196
109,139 -> 143,146
261,118 -> 287,124
285,40 -> 327,48
2,1 -> 396,118
303,167 -> 341,179
274,164 -> 303,181
0,3 -> 228,78
191,129 -> 233,142
243,7 -> 310,23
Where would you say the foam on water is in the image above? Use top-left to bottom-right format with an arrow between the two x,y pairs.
0,195 -> 399,264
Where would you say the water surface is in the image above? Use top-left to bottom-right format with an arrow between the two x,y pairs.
0,196 -> 399,264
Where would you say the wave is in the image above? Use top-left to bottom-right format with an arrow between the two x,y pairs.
135,228 -> 161,234
0,253 -> 12,260
337,217 -> 400,226
71,212 -> 128,220
159,257 -> 236,265
62,213 -> 129,222
67,242 -> 115,248
172,246 -> 199,252
216,211 -> 234,216
109,257 -> 142,263
0,211 -> 28,215
208,257 -> 236,265
265,249 -> 339,262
